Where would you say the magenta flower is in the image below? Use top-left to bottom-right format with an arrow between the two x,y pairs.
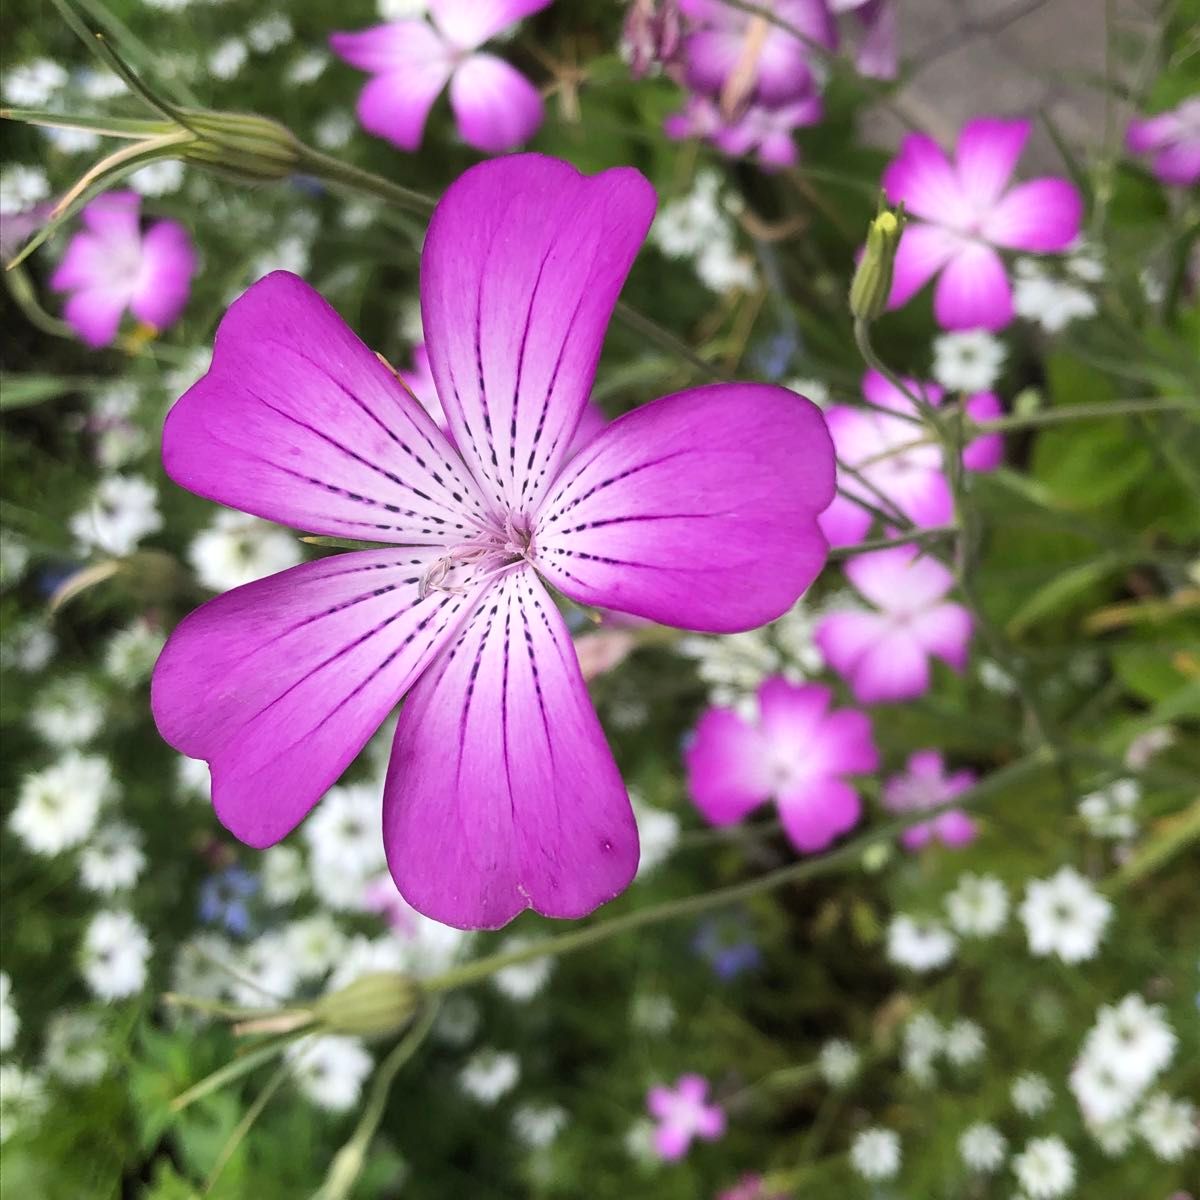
882,749 -> 976,849
150,155 -> 835,930
884,117 -> 1083,330
829,0 -> 897,80
50,191 -> 196,349
717,1175 -> 787,1200
680,0 -> 836,107
666,92 -> 823,169
815,544 -> 972,703
1126,98 -> 1200,187
685,677 -> 877,853
330,0 -> 552,154
820,370 -> 1001,548
647,1074 -> 726,1160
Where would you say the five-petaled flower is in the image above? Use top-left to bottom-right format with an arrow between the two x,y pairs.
685,677 -> 877,852
883,117 -> 1083,330
882,749 -> 977,850
1125,98 -> 1200,188
331,0 -> 553,154
816,544 -> 972,703
646,1073 -> 726,1160
151,153 -> 835,930
51,191 -> 196,349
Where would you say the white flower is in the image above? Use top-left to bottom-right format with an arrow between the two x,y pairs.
1012,1135 -> 1074,1198
1124,726 -> 1173,769
902,1012 -> 943,1084
304,783 -> 386,885
0,1065 -> 46,1143
3,59 -> 68,106
326,935 -> 408,992
652,172 -> 727,258
512,1102 -> 568,1148
79,69 -> 126,100
43,125 -> 101,155
0,164 -> 50,216
104,620 -> 165,685
0,973 -> 18,1053
492,940 -> 555,1002
29,676 -> 105,747
165,347 -> 212,395
944,1019 -> 986,1067
978,657 -> 1017,694
945,872 -> 1009,937
785,377 -> 831,408
287,52 -> 328,85
288,1035 -> 373,1111
260,845 -> 307,904
80,823 -> 146,894
1136,1093 -> 1198,1161
70,474 -> 162,556
1013,259 -> 1097,332
378,0 -> 429,17
1077,778 -> 1139,840
314,111 -> 355,149
189,509 -> 302,592
0,620 -> 56,673
1019,866 -> 1111,964
633,797 -> 679,877
932,331 -> 1006,393
1,530 -> 29,586
630,993 -> 675,1035
247,14 -> 293,52
817,1039 -> 860,1087
10,754 -> 113,855
129,159 -> 185,196
959,1122 -> 1006,1172
43,1011 -> 109,1085
1011,1072 -> 1053,1116
1069,1052 -> 1138,1124
251,234 -> 310,280
459,1050 -> 520,1103
433,994 -> 479,1047
233,933 -> 298,1007
208,38 -> 248,80
849,1127 -> 901,1181
171,934 -> 237,1004
887,915 -> 956,972
623,1117 -> 657,1164
81,910 -> 151,1000
695,240 -> 756,293
1086,1115 -> 1135,1156
175,754 -> 211,803
1081,993 -> 1175,1093
284,914 -> 347,981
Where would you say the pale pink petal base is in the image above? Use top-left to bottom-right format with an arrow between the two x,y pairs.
449,54 -> 544,153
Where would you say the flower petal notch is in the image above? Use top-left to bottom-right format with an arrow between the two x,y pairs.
152,154 -> 838,929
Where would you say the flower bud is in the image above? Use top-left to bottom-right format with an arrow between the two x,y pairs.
622,0 -> 683,79
311,972 -> 421,1039
179,110 -> 302,183
849,201 -> 906,323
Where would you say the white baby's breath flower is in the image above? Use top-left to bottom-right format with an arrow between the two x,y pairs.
887,915 -> 956,972
785,377 -> 831,408
284,914 -> 346,981
1011,1072 -> 1053,1116
233,933 -> 298,1007
30,676 -> 105,748
1086,1114 -> 1135,1156
287,51 -> 328,85
43,1011 -> 109,1085
932,330 -> 1006,393
944,1018 -> 986,1067
175,754 -> 211,802
189,509 -> 303,593
959,1122 -> 1006,1172
491,939 -> 555,1002
3,59 -> 68,106
1019,866 -> 1111,964
1136,1093 -> 1198,1161
246,14 -> 293,53
288,1035 -> 373,1111
81,910 -> 151,1000
1012,1135 -> 1074,1198
171,934 -> 237,1004
208,38 -> 248,80
902,1012 -> 944,1084
1069,1051 -> 1139,1125
0,1065 -> 47,1143
70,474 -> 162,556
945,872 -> 1009,937
1077,778 -> 1140,840
327,935 -> 407,992
433,994 -> 480,1047
623,1117 -> 657,1164
314,111 -> 356,149
633,796 -> 680,877
260,845 -> 307,904
512,1102 -> 568,1148
817,1039 -> 860,1087
1013,259 -> 1097,332
459,1050 -> 520,1104
1081,993 -> 1175,1092
80,823 -> 146,894
630,993 -> 675,1035
104,620 -> 165,685
10,754 -> 113,856
0,620 -> 56,673
377,0 -> 429,16
130,159 -> 185,196
0,164 -> 50,216
304,783 -> 386,884
0,530 -> 30,587
0,973 -> 18,1053
43,125 -> 101,155
850,1127 -> 901,1180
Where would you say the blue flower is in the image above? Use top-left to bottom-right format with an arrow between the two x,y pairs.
198,867 -> 259,936
692,912 -> 761,980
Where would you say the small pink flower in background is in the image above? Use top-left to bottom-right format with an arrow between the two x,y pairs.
882,749 -> 977,849
1126,98 -> 1200,187
331,0 -> 553,154
151,154 -> 836,930
685,677 -> 878,853
883,117 -> 1083,330
647,1074 -> 726,1160
829,0 -> 897,80
820,370 -> 1001,548
815,544 -> 972,703
51,191 -> 196,349
667,93 -> 824,169
362,873 -> 419,933
717,1173 -> 787,1200
623,0 -> 684,79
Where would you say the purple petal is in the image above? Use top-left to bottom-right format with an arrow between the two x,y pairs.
844,543 -> 954,609
354,63 -> 452,152
1153,140 -> 1200,187
79,189 -> 141,241
383,569 -> 638,929
847,629 -> 931,702
536,383 -> 834,632
428,0 -> 552,50
887,223 -> 960,309
817,708 -> 880,774
933,244 -> 1013,331
954,117 -> 1030,210
63,287 -> 128,349
420,154 -> 655,514
909,601 -> 973,669
776,778 -> 862,853
654,1124 -> 691,1161
933,809 -> 977,846
757,677 -> 832,744
818,491 -> 873,547
330,21 -> 445,70
982,179 -> 1083,251
962,391 -> 1003,471
151,548 -> 487,848
684,706 -> 773,826
853,0 -> 897,80
813,610 -> 885,679
163,272 -> 486,545
129,218 -> 196,331
883,134 -> 971,226
1125,111 -> 1180,155
449,54 -> 544,154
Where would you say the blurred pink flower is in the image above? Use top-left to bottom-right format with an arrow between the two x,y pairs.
1126,98 -> 1200,187
666,91 -> 823,169
717,1174 -> 787,1200
882,748 -> 977,849
647,1074 -> 726,1160
830,0 -> 897,79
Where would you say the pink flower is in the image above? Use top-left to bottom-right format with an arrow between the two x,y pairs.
717,1174 -> 787,1200
829,0 -> 897,80
50,191 -> 196,349
685,677 -> 877,853
680,0 -> 836,107
623,0 -> 684,79
150,155 -> 836,931
647,1074 -> 726,1160
666,92 -> 823,169
884,117 -> 1083,330
330,0 -> 553,154
820,370 -> 1001,548
882,749 -> 976,849
815,544 -> 972,703
1126,98 -> 1200,187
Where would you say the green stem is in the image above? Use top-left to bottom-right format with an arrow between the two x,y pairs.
171,1032 -> 302,1113
423,751 -> 1053,994
972,396 -> 1195,434
295,145 -> 435,218
203,1058 -> 292,1193
826,525 -> 956,560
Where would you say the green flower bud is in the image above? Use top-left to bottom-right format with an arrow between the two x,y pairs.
850,201 -> 907,323
179,110 -> 302,184
311,972 -> 421,1039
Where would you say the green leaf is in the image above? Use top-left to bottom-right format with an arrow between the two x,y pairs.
1005,553 -> 1131,638
0,374 -> 103,410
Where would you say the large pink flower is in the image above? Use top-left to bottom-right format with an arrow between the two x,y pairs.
647,1074 -> 726,1160
815,544 -> 972,703
685,677 -> 877,853
330,0 -> 552,154
151,155 -> 836,930
820,370 -> 1001,548
1126,98 -> 1200,187
882,748 -> 976,849
50,191 -> 196,349
884,117 -> 1083,330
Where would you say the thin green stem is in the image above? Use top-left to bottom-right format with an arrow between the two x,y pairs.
826,525 -> 957,560
295,145 -> 435,218
203,1057 -> 292,1193
972,396 -> 1196,434
171,1033 -> 302,1113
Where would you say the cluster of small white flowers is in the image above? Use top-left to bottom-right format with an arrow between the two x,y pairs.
650,170 -> 756,294
0,164 -> 50,217
233,932 -> 297,1007
817,1038 -> 860,1087
287,1035 -> 374,1111
103,619 -> 166,685
901,1012 -> 944,1084
1013,259 -> 1097,332
1012,1135 -> 1075,1198
80,823 -> 146,894
491,939 -> 556,1002
931,330 -> 1006,393
1011,1072 -> 1053,1116
81,910 -> 152,1000
959,1121 -> 1006,1173
130,159 -> 186,197
246,14 -> 294,53
171,934 -> 237,1005
1135,1092 -> 1199,1162
10,754 -> 114,856
631,793 -> 680,877
943,1018 -> 986,1067
459,1049 -> 520,1104
189,509 -> 303,592
43,1011 -> 109,1085
1077,778 -> 1140,839
43,125 -> 101,156
3,59 -> 68,106
849,1127 -> 901,1180
284,913 -> 347,981
29,676 -> 105,748
944,872 -> 1010,937
0,973 -> 18,1053
208,37 -> 249,80
0,620 -> 57,674
0,1064 -> 47,1144
1019,866 -> 1112,963
512,1102 -> 569,1149
260,844 -> 307,904
630,992 -> 676,1035
0,529 -> 30,586
303,782 -> 386,906
175,754 -> 212,803
70,475 -> 163,557
887,914 -> 957,973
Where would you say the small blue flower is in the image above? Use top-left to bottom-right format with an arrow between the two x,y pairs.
198,867 -> 259,936
692,912 -> 761,980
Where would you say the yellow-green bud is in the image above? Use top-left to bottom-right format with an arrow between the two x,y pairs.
849,202 -> 906,323
179,110 -> 302,184
311,972 -> 421,1038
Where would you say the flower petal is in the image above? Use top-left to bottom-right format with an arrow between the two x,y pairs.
449,54 -> 543,154
151,547 -> 488,848
962,391 -> 1003,471
329,20 -> 445,71
535,383 -> 834,632
813,610 -> 885,677
847,630 -> 930,702
907,601 -> 972,669
163,272 -> 487,545
353,63 -> 452,151
420,154 -> 656,514
818,708 -> 880,774
80,189 -> 141,242
954,117 -> 1030,210
887,223 -> 960,309
933,243 -> 1013,331
1153,141 -> 1200,187
982,179 -> 1083,251
428,0 -> 552,50
383,569 -> 638,929
844,543 -> 953,609
684,706 -> 772,826
63,288 -> 128,348
129,219 -> 196,330
883,134 -> 971,225
818,492 -> 873,548
776,778 -> 862,853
